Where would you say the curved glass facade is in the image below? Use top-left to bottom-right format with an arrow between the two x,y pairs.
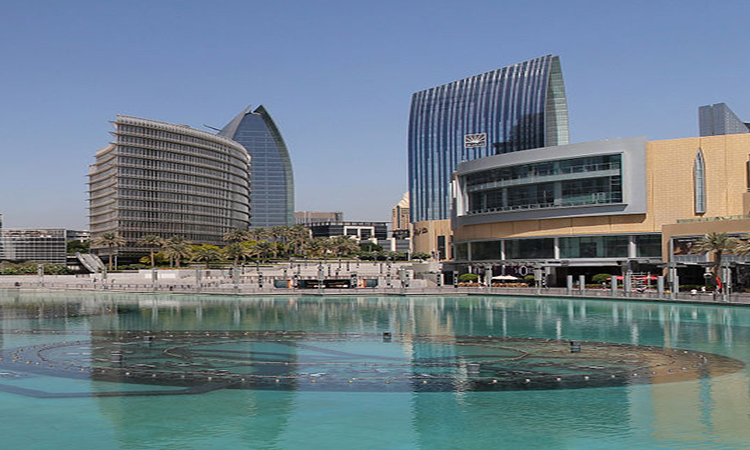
88,115 -> 251,256
408,55 -> 569,222
219,106 -> 294,228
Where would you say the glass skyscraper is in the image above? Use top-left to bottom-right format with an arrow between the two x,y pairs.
219,106 -> 294,228
699,103 -> 750,136
408,55 -> 569,222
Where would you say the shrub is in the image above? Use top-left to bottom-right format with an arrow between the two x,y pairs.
458,273 -> 479,282
592,273 -> 613,284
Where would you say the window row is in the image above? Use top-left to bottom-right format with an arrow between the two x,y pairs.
117,124 -> 242,156
457,234 -> 662,261
118,168 -> 249,192
468,176 -> 622,214
118,155 -> 248,185
465,155 -> 621,188
116,145 -> 248,178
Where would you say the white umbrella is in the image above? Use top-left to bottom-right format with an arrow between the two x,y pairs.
491,275 -> 520,281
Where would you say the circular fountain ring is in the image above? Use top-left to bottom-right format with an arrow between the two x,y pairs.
0,330 -> 744,393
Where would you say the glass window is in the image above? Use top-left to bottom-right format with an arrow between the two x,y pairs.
560,236 -> 629,258
454,243 -> 468,261
470,240 -> 501,260
505,238 -> 553,259
694,149 -> 706,214
635,234 -> 662,257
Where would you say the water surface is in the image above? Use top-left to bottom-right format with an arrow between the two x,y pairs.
1,291 -> 749,449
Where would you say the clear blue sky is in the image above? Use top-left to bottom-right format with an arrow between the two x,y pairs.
1,0 -> 749,229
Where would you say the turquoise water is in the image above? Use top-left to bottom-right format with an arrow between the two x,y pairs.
1,291 -> 750,449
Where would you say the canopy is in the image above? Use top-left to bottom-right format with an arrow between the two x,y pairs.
608,275 -> 658,281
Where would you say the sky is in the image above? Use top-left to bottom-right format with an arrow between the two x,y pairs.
1,0 -> 750,229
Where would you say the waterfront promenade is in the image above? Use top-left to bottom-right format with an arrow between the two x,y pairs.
0,261 -> 748,306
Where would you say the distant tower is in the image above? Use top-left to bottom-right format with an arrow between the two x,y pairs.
699,103 -> 750,136
219,106 -> 294,228
391,193 -> 410,236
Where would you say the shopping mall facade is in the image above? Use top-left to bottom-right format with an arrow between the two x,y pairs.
448,132 -> 750,284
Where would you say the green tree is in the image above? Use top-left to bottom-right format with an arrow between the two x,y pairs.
163,236 -> 192,268
359,242 -> 383,252
92,232 -> 126,271
137,235 -> 166,268
690,232 -> 738,287
67,240 -> 90,255
190,244 -> 222,268
458,273 -> 479,282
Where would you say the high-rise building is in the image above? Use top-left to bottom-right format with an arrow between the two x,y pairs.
408,55 -> 569,258
408,55 -> 569,224
219,106 -> 294,228
699,103 -> 750,136
88,115 -> 251,260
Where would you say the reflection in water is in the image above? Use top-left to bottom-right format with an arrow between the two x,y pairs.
0,291 -> 749,448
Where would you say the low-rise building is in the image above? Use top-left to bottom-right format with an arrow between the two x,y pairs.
451,131 -> 750,285
0,229 -> 67,264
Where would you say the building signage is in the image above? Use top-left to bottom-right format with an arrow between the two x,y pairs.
464,133 -> 487,148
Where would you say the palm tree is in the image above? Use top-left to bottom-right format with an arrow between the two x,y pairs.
330,235 -> 359,259
223,229 -> 250,243
223,242 -> 255,267
137,235 -> 166,268
190,244 -> 222,269
248,228 -> 271,241
315,237 -> 334,261
253,240 -> 277,263
92,232 -> 126,271
690,232 -> 738,288
163,236 -> 192,268
734,234 -> 750,256
270,225 -> 290,242
287,225 -> 311,255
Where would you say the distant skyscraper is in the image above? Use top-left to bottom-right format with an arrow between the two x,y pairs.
408,55 -> 569,222
88,115 -> 251,260
219,106 -> 294,228
699,103 -> 750,136
391,193 -> 410,234
294,211 -> 343,225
